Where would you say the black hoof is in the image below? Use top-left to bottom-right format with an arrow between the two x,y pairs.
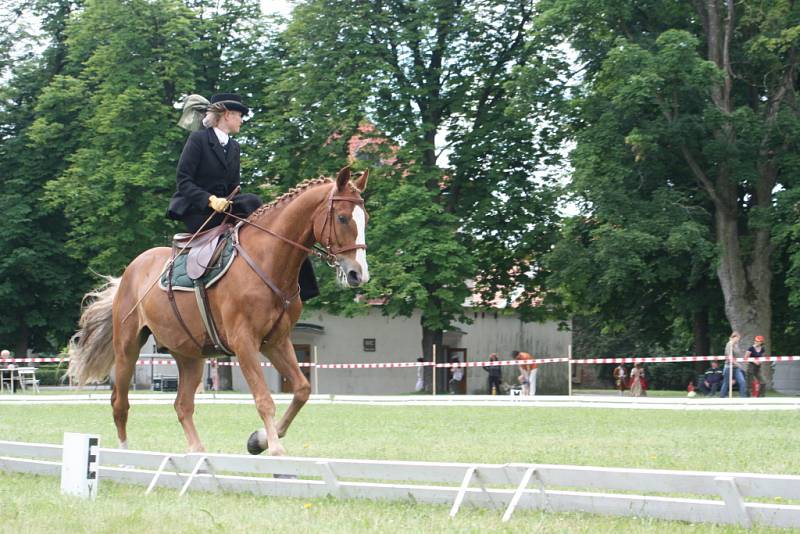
247,429 -> 267,455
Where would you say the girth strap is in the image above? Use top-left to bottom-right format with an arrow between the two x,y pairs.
193,282 -> 234,356
166,246 -> 205,352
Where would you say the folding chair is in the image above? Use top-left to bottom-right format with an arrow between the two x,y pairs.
0,367 -> 14,393
17,367 -> 40,393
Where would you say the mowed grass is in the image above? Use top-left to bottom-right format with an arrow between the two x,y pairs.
0,403 -> 798,533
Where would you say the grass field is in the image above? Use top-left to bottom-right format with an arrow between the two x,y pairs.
1,402 -> 798,533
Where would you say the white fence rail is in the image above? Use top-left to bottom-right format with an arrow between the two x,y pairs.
1,439 -> 799,527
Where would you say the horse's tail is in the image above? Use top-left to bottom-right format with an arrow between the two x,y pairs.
68,276 -> 120,386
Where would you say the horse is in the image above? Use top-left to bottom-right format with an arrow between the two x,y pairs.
68,166 -> 369,456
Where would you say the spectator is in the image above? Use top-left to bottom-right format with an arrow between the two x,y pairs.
448,357 -> 464,394
629,363 -> 644,397
483,353 -> 502,395
639,364 -> 648,396
612,363 -> 626,395
415,357 -> 425,392
745,335 -> 767,398
515,351 -> 536,396
701,360 -> 724,396
720,331 -> 747,398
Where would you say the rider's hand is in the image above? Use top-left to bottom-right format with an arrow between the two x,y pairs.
208,195 -> 231,213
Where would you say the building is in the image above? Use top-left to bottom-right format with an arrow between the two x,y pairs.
138,307 -> 571,395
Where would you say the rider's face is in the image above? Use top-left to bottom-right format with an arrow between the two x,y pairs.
222,111 -> 243,134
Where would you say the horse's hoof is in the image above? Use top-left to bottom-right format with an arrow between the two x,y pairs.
247,429 -> 267,455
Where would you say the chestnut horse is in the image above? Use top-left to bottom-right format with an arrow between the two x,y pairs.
68,167 -> 369,456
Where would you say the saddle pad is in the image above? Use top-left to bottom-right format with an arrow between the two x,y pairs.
159,233 -> 236,292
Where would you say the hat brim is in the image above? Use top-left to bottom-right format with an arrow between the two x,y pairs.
223,102 -> 249,115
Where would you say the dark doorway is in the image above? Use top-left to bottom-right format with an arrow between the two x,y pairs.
447,348 -> 467,394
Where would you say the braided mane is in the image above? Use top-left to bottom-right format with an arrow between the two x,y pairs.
247,176 -> 332,221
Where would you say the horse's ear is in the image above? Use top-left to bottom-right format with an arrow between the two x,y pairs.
354,169 -> 369,192
336,166 -> 351,192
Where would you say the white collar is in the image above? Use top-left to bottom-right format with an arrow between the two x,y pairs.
213,127 -> 230,146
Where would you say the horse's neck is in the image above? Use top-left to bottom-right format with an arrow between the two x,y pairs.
241,185 -> 329,283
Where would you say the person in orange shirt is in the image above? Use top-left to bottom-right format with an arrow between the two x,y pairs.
514,351 -> 538,396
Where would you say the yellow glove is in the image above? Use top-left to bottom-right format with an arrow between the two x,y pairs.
208,195 -> 231,213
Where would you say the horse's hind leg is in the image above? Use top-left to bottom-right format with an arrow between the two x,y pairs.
266,337 -> 310,439
173,355 -> 206,452
111,326 -> 145,449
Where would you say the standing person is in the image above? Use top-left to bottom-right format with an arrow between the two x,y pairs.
483,353 -> 502,394
639,364 -> 648,396
745,335 -> 767,398
612,363 -> 626,395
719,332 -> 747,398
701,360 -> 724,396
415,357 -> 425,393
448,357 -> 464,394
168,93 -> 319,300
515,351 -> 535,396
629,363 -> 643,397
528,357 -> 538,396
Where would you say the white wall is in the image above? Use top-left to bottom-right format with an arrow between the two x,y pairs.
232,307 -> 571,395
139,307 -> 572,396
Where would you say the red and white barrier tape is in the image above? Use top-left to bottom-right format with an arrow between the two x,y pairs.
436,358 -> 568,368
572,355 -> 800,364
3,355 -> 800,368
0,357 -> 68,363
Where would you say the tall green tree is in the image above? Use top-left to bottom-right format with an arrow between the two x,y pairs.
536,0 -> 800,374
40,0 -> 207,273
252,0 -> 560,366
0,0 -> 86,355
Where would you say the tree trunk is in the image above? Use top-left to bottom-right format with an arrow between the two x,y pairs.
715,206 -> 773,388
15,322 -> 29,358
696,0 -> 775,390
691,307 -> 710,373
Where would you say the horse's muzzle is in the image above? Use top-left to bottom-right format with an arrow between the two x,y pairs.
338,257 -> 366,288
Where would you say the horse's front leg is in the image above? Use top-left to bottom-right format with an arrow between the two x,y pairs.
264,336 -> 311,439
234,340 -> 285,456
173,355 -> 206,452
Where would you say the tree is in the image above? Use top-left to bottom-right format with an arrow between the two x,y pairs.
252,0 -> 560,369
0,0 -> 87,355
535,0 -> 800,382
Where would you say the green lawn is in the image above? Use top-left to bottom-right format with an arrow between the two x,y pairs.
1,403 -> 798,533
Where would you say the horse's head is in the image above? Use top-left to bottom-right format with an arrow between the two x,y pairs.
313,166 -> 370,288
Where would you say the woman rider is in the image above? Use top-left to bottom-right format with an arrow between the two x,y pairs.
167,93 -> 318,300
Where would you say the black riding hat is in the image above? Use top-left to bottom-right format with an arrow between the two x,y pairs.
210,93 -> 249,115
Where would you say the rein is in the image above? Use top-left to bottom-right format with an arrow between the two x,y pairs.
222,184 -> 367,343
224,185 -> 367,268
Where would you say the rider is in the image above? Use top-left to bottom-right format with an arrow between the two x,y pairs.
167,92 -> 319,300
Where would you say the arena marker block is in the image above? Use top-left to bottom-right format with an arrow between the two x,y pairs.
60,432 -> 99,500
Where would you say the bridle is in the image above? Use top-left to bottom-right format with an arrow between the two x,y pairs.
225,183 -> 368,269
314,184 -> 368,262
219,183 -> 368,343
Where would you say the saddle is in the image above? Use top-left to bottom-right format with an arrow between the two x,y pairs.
159,221 -> 301,358
161,224 -> 237,356
173,223 -> 230,280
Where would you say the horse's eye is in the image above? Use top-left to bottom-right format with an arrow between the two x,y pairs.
337,215 -> 349,224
